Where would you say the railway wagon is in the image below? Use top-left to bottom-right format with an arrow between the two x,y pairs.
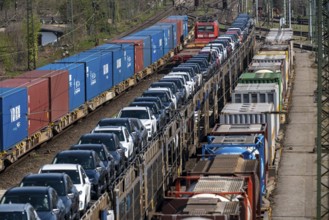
0,10 -> 257,220
81,13 -> 256,219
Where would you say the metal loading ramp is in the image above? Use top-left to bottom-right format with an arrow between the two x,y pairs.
193,176 -> 245,193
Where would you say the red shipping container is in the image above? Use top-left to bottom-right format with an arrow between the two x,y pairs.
161,18 -> 183,45
19,70 -> 69,122
0,78 -> 49,136
111,39 -> 144,73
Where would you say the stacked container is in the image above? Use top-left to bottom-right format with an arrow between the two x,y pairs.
90,43 -> 135,87
0,87 -> 28,151
167,15 -> 189,38
219,103 -> 278,164
156,22 -> 178,48
55,52 -> 109,100
161,18 -> 183,45
123,35 -> 151,68
0,78 -> 49,136
111,39 -> 144,73
20,70 -> 69,122
131,30 -> 164,63
146,24 -> 173,54
232,83 -> 281,111
238,72 -> 283,103
37,64 -> 85,112
252,53 -> 288,97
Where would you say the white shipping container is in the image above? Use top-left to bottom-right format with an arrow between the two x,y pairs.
220,103 -> 278,164
232,83 -> 280,111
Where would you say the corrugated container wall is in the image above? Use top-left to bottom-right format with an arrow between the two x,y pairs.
156,22 -> 177,48
81,50 -> 114,93
0,87 -> 28,151
56,52 -> 104,100
232,83 -> 281,110
37,64 -> 86,111
146,25 -> 172,54
161,18 -> 183,45
20,70 -> 69,122
238,72 -> 283,103
132,30 -> 164,63
168,15 -> 189,37
122,35 -> 151,68
0,78 -> 49,136
111,39 -> 144,73
220,103 -> 278,164
252,53 -> 288,98
91,43 -> 134,86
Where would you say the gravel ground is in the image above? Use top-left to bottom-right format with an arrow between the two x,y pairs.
0,73 -> 163,189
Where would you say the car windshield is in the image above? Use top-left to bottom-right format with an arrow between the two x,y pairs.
54,154 -> 95,170
41,169 -> 80,184
120,110 -> 149,119
98,120 -> 130,132
94,130 -> 124,142
0,211 -> 28,220
79,137 -> 117,152
144,93 -> 168,103
21,180 -> 66,196
1,194 -> 50,211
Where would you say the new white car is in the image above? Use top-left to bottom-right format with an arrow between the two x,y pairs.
91,126 -> 135,159
168,72 -> 196,94
118,106 -> 157,139
163,75 -> 191,100
148,87 -> 177,110
38,163 -> 91,213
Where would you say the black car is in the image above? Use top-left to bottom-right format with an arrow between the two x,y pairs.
149,82 -> 183,107
158,78 -> 187,104
77,133 -> 127,173
96,118 -> 140,149
129,118 -> 148,150
70,144 -> 116,180
142,90 -> 174,117
19,173 -> 80,220
129,101 -> 166,130
0,186 -> 66,220
52,150 -> 108,199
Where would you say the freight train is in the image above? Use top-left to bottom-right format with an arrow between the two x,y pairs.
0,9 -> 291,220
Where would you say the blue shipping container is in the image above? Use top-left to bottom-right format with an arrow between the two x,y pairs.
56,52 -> 104,101
37,63 -> 86,111
146,25 -> 172,54
157,22 -> 177,48
122,35 -> 151,68
132,30 -> 164,63
0,87 -> 28,151
80,49 -> 114,94
168,15 -> 188,37
90,44 -> 134,86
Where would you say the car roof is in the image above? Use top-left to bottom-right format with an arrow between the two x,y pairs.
22,173 -> 66,181
80,132 -> 116,139
5,186 -> 52,195
71,143 -> 105,149
56,149 -> 94,156
93,126 -> 124,131
121,106 -> 148,111
40,163 -> 80,171
0,203 -> 33,212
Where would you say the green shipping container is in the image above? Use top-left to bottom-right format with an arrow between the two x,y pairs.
238,72 -> 283,109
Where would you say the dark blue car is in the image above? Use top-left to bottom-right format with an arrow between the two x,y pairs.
0,186 -> 66,220
19,173 -> 80,220
52,150 -> 108,199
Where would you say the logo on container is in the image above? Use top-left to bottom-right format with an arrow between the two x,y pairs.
127,56 -> 132,68
90,72 -> 97,85
10,105 -> 21,123
74,80 -> 81,94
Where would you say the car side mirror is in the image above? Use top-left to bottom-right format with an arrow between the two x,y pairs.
67,193 -> 74,199
52,208 -> 60,215
151,115 -> 156,120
